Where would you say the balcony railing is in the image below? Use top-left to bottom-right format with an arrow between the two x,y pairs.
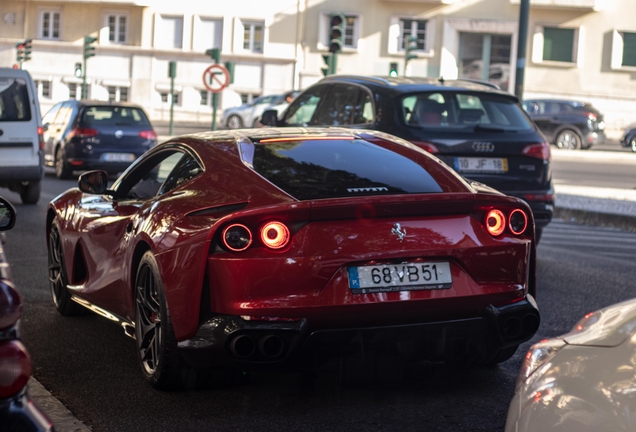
509,0 -> 604,10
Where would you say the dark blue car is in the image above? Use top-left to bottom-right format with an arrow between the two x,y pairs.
42,100 -> 157,179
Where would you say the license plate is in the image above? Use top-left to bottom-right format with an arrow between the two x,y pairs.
347,261 -> 452,294
454,157 -> 507,173
102,153 -> 135,162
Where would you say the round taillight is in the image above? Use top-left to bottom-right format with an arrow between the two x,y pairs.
222,224 -> 252,252
0,280 -> 22,330
486,209 -> 506,236
0,340 -> 31,398
260,222 -> 290,250
509,209 -> 528,235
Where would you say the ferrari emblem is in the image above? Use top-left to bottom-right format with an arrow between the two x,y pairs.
391,223 -> 407,242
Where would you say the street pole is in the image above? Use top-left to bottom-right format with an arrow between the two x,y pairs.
82,57 -> 87,99
212,93 -> 218,131
514,0 -> 530,100
168,61 -> 176,136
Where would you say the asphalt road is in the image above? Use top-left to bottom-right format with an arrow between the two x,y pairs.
2,154 -> 636,432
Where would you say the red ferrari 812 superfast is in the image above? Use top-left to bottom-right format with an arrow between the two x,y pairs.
46,128 -> 539,389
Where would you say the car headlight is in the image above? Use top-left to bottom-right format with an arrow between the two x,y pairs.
517,338 -> 566,388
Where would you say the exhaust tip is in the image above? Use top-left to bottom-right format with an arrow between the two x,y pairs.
229,335 -> 256,358
501,316 -> 523,340
522,314 -> 540,336
259,335 -> 285,358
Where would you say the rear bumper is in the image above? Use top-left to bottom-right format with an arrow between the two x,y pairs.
178,296 -> 539,368
0,154 -> 44,183
0,388 -> 53,432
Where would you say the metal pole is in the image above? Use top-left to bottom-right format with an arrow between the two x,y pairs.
514,0 -> 530,99
169,74 -> 175,136
82,57 -> 87,99
330,53 -> 337,75
212,93 -> 218,131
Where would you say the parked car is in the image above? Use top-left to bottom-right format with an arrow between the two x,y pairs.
47,127 -> 539,390
221,91 -> 299,129
0,197 -> 53,431
506,297 -> 636,432
261,76 -> 554,241
0,68 -> 44,204
620,123 -> 636,152
522,99 -> 606,150
42,100 -> 157,179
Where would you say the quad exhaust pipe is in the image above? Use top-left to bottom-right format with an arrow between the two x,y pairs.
229,334 -> 286,359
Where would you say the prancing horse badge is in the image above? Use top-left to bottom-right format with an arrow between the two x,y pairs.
391,223 -> 406,242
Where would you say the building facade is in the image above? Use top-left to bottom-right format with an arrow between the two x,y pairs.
1,0 -> 635,138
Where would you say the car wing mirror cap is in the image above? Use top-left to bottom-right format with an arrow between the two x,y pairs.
0,197 -> 16,231
260,109 -> 279,127
78,170 -> 109,195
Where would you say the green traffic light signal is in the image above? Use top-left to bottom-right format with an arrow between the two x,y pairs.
84,35 -> 97,60
389,62 -> 399,77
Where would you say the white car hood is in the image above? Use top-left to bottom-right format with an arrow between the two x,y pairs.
562,297 -> 636,347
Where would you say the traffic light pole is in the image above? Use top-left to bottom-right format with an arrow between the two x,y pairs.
82,57 -> 88,99
514,0 -> 530,100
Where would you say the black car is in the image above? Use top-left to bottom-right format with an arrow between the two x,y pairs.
0,197 -> 53,431
42,100 -> 157,179
261,75 -> 553,240
620,123 -> 636,152
522,99 -> 606,150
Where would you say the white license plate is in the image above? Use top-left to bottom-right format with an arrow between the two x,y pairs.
102,153 -> 135,162
348,262 -> 452,294
454,157 -> 507,173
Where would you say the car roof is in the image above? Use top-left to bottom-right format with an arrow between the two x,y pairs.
63,99 -> 146,109
317,75 -> 515,98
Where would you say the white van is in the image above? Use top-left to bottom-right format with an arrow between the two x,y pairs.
0,68 -> 43,204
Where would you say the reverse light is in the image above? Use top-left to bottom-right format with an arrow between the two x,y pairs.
0,280 -> 22,330
68,127 -> 98,139
260,221 -> 290,250
522,142 -> 551,161
486,209 -> 506,236
0,340 -> 31,398
509,209 -> 528,235
410,141 -> 440,154
139,130 -> 157,140
222,224 -> 252,252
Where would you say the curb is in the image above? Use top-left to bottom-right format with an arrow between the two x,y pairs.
28,378 -> 92,432
554,207 -> 636,232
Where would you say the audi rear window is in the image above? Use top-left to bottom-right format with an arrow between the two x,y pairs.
402,92 -> 533,132
249,138 -> 442,200
81,106 -> 151,127
0,78 -> 31,122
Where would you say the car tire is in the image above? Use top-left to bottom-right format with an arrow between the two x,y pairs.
48,220 -> 85,316
135,251 -> 191,390
227,115 -> 243,129
631,139 -> 636,153
535,228 -> 543,244
555,129 -> 581,150
20,180 -> 41,204
55,147 -> 73,179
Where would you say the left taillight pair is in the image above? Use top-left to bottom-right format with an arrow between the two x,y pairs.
485,208 -> 528,237
222,221 -> 290,252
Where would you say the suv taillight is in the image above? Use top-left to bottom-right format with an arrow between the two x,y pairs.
68,127 -> 98,139
522,142 -> 551,161
139,130 -> 157,140
0,280 -> 22,330
0,340 -> 31,398
585,112 -> 598,121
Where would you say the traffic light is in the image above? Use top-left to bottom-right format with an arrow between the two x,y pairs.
15,42 -> 24,63
404,35 -> 418,70
22,39 -> 32,62
321,54 -> 331,76
205,48 -> 221,63
74,62 -> 82,78
389,62 -> 398,77
328,13 -> 345,54
84,35 -> 97,60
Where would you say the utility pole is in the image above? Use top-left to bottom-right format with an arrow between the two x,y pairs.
168,61 -> 176,136
514,0 -> 530,100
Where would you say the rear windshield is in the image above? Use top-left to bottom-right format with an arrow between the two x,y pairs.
250,138 -> 442,200
402,92 -> 533,132
81,106 -> 150,127
0,78 -> 31,122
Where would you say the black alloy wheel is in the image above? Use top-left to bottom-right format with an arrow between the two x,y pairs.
55,147 -> 73,179
555,129 -> 581,150
48,221 -> 83,315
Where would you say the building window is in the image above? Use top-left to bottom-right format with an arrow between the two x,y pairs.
621,32 -> 636,67
40,11 -> 61,40
400,19 -> 427,52
34,80 -> 51,99
108,86 -> 129,102
155,15 -> 183,49
242,21 -> 264,53
200,90 -> 209,106
108,14 -> 127,44
68,83 -> 81,100
542,27 -> 575,63
160,91 -> 179,105
193,17 -> 222,52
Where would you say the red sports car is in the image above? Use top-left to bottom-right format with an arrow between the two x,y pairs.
46,128 -> 539,389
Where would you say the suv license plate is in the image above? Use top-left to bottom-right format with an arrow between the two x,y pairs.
102,153 -> 135,162
347,262 -> 452,294
454,157 -> 507,173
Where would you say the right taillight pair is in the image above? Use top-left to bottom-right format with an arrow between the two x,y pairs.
485,208 -> 528,237
222,221 -> 290,252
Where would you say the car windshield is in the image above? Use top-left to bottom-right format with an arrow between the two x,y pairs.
249,137 -> 442,200
81,106 -> 151,127
402,92 -> 533,132
0,78 -> 31,122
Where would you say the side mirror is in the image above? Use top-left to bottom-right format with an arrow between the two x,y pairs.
42,123 -> 50,131
79,170 -> 109,194
0,197 -> 16,231
260,109 -> 279,127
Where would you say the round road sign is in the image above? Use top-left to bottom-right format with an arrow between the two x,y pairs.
202,64 -> 230,93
